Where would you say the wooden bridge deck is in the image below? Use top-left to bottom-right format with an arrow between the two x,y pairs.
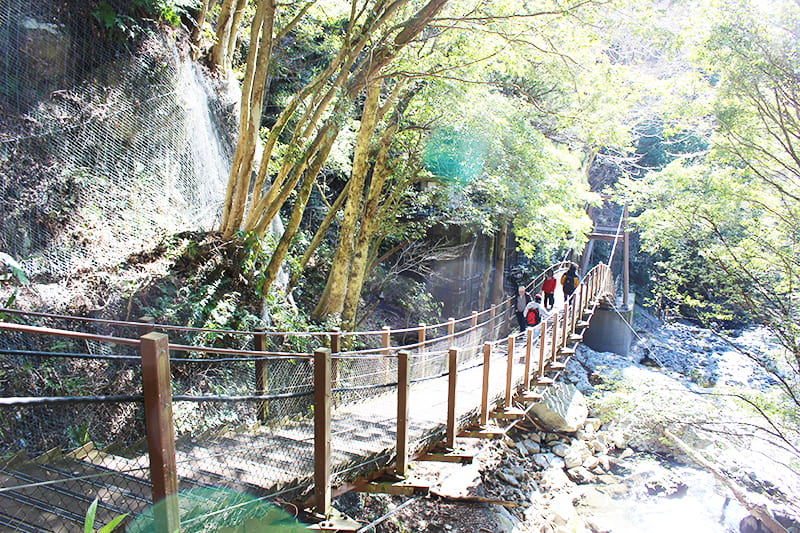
0,263 -> 614,532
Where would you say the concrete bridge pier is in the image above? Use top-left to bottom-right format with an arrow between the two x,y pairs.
582,293 -> 634,356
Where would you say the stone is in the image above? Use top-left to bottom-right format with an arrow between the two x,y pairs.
582,456 -> 600,470
567,466 -> 595,484
585,418 -> 601,433
525,439 -> 541,454
542,464 -> 572,490
740,516 -> 771,533
546,433 -> 563,443
498,469 -> 521,487
552,443 -> 570,457
619,447 -> 634,459
612,429 -> 628,449
590,438 -> 607,454
550,494 -> 577,525
598,454 -> 610,471
530,382 -> 589,433
515,441 -> 530,456
533,453 -> 552,470
642,468 -> 688,497
564,442 -> 593,469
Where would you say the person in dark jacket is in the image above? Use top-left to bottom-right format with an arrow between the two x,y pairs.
511,285 -> 533,332
561,264 -> 580,300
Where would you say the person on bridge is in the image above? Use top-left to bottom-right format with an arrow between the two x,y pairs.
541,269 -> 556,310
525,294 -> 544,326
512,285 -> 533,332
561,263 -> 580,301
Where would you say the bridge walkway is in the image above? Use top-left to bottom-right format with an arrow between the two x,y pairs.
0,262 -> 616,532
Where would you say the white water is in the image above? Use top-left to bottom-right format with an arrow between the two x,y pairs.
175,59 -> 232,229
579,463 -> 748,533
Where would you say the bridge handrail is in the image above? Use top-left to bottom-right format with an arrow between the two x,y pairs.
0,261 -> 574,342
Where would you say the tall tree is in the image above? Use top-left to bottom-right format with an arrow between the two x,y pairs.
618,0 -> 800,473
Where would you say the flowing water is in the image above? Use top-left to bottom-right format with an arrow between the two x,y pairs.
578,461 -> 749,533
175,58 -> 233,228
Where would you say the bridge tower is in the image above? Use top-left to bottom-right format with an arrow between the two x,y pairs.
580,203 -> 634,355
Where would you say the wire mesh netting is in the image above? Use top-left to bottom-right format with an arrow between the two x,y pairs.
0,0 -> 233,280
0,341 -> 151,531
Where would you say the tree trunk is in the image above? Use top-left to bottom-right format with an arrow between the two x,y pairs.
664,429 -> 790,533
288,180 -> 352,290
489,222 -> 508,305
224,0 -> 248,69
478,234 -> 494,310
210,0 -> 235,70
340,123 -> 396,328
260,117 -> 343,292
219,0 -> 276,237
313,79 -> 383,321
189,0 -> 211,61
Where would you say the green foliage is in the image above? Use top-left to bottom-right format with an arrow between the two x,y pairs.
91,0 -> 199,38
68,424 -> 91,448
136,233 -> 269,347
83,498 -> 128,533
0,252 -> 28,291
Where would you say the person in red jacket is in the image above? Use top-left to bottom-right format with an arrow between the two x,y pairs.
541,269 -> 556,311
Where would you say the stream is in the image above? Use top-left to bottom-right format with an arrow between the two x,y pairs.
564,310 -> 800,533
577,460 -> 748,533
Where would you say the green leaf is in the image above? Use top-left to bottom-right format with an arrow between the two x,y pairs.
0,252 -> 28,285
97,513 -> 128,533
84,498 -> 99,533
91,2 -> 118,31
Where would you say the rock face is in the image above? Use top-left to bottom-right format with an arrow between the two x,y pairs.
19,17 -> 71,84
530,382 -> 588,432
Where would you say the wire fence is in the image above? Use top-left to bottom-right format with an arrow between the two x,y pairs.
0,0 -> 233,283
0,261 -> 616,531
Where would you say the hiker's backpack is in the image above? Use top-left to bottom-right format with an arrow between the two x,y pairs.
526,307 -> 540,326
563,274 -> 577,294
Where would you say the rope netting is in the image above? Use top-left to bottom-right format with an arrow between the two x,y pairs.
0,0 -> 232,279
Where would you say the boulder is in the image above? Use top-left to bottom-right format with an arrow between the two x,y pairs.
530,382 -> 589,433
552,443 -> 570,457
564,442 -> 593,469
566,466 -> 596,484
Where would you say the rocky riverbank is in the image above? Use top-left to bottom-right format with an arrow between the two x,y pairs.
335,307 -> 800,532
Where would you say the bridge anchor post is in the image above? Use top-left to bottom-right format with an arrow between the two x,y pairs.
141,331 -> 179,533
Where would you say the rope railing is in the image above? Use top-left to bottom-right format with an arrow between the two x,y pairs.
0,257 -> 616,530
0,261 -> 573,348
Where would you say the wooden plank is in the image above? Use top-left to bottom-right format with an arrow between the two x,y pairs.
459,425 -> 507,439
523,328 -> 533,389
418,450 -> 475,465
505,335 -> 515,406
558,346 -> 576,357
396,350 -> 410,477
254,330 -> 268,422
479,342 -> 491,426
537,317 -> 547,380
140,331 -> 179,533
313,347 -> 332,517
491,407 -> 525,420
360,476 -> 431,497
446,348 -> 458,448
519,391 -> 543,403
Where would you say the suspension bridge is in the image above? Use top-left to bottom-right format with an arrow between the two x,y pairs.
0,229 -> 629,532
